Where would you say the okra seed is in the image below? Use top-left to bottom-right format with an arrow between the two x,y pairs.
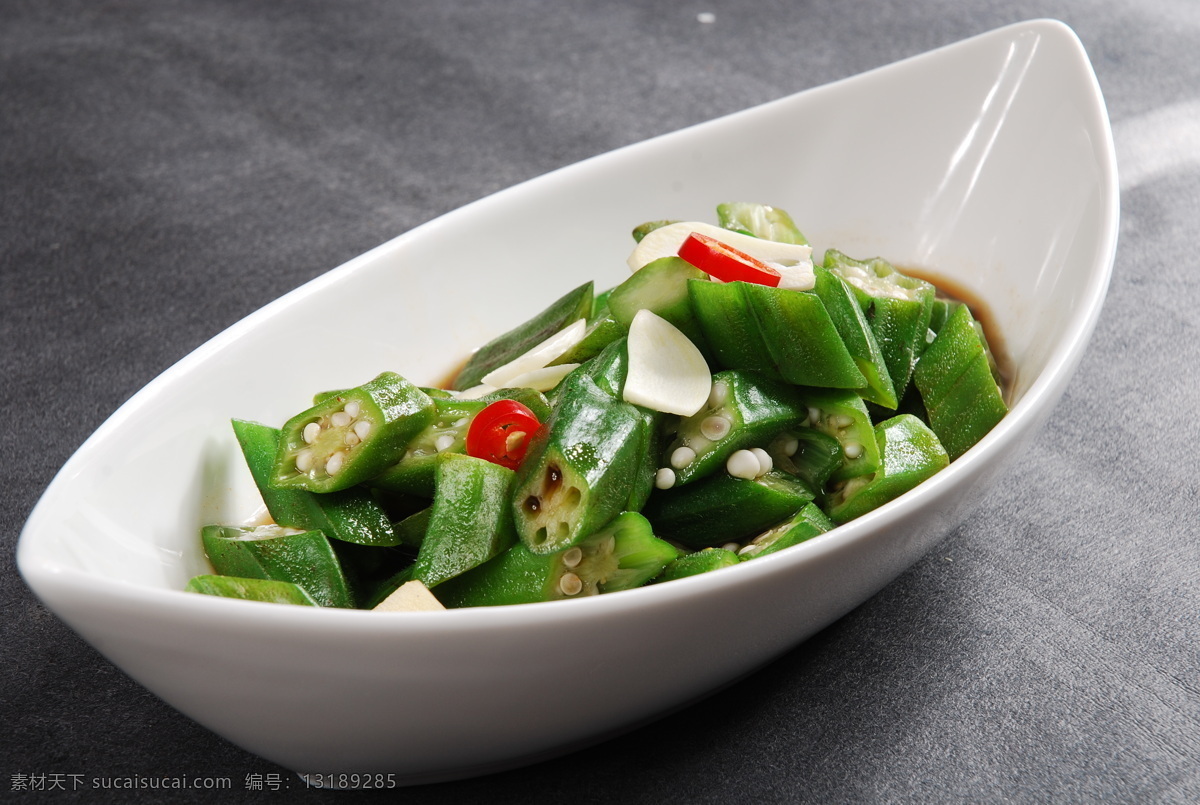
331,411 -> 352,428
834,414 -> 854,430
353,420 -> 371,440
343,401 -> 361,418
559,572 -> 583,596
844,441 -> 863,459
782,436 -> 799,456
295,449 -> 315,473
302,422 -> 321,444
726,449 -> 761,480
655,467 -> 676,489
344,431 -> 360,446
325,450 -> 346,476
434,433 -> 456,452
562,547 -> 583,568
807,407 -> 822,425
722,542 -> 740,552
670,446 -> 696,469
707,382 -> 729,409
452,417 -> 469,427
751,448 -> 773,476
700,415 -> 732,441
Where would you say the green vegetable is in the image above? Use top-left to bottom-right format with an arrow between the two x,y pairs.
185,575 -> 319,606
657,548 -> 742,582
200,524 -> 356,608
452,281 -> 594,390
717,201 -> 808,245
271,372 -> 436,493
737,503 -> 834,560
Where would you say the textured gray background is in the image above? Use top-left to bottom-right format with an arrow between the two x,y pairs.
4,1 -> 1199,802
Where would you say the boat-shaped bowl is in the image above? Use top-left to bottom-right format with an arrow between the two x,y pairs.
18,19 -> 1117,784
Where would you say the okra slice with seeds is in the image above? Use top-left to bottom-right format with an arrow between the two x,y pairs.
827,414 -> 949,524
185,575 -> 319,606
766,427 -> 843,493
737,502 -> 834,560
435,512 -> 676,607
271,372 -> 436,494
798,388 -> 880,482
716,201 -> 808,245
512,373 -> 650,555
370,397 -> 486,497
452,281 -> 594,390
642,469 -> 815,550
823,250 -> 935,399
657,548 -> 742,582
200,524 -> 356,608
410,453 -> 518,589
232,419 -> 399,546
658,370 -> 808,488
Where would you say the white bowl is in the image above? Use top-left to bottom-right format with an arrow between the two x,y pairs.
18,19 -> 1117,785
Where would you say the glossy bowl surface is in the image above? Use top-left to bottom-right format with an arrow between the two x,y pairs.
18,19 -> 1117,784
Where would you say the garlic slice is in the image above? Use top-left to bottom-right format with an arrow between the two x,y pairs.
623,310 -> 711,417
499,363 -> 579,392
480,319 -> 588,388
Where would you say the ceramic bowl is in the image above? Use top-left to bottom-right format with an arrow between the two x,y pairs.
18,19 -> 1117,785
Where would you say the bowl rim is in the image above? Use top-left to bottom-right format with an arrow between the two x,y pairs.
17,17 -> 1119,634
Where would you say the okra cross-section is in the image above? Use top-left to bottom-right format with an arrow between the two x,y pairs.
271,371 -> 436,494
512,372 -> 649,555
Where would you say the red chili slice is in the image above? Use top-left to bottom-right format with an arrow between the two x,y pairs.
677,231 -> 782,287
465,399 -> 542,470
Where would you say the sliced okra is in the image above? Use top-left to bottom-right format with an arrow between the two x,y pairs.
370,397 -> 486,497
658,370 -> 808,488
737,502 -> 834,560
641,469 -> 815,550
200,524 -> 356,608
231,419 -> 399,546
742,282 -> 867,389
716,201 -> 808,245
687,279 -> 778,376
185,575 -> 319,606
271,371 -> 436,493
452,281 -> 594,390
548,307 -> 626,366
766,426 -> 843,493
827,414 -> 949,523
913,304 -> 1007,460
812,266 -> 897,408
435,512 -> 676,607
823,250 -> 935,399
409,453 -> 517,588
607,256 -> 710,351
798,388 -> 880,482
657,548 -> 742,582
512,372 -> 650,554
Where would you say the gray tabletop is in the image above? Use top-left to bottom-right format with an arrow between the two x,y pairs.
4,1 -> 1198,802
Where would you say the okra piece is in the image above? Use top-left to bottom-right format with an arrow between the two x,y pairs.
435,512 -> 676,607
716,201 -> 808,245
231,419 -> 399,546
391,506 -> 431,549
641,469 -> 815,549
512,373 -> 650,554
827,414 -> 949,523
743,282 -> 868,389
452,281 -> 594,390
737,502 -> 834,560
812,266 -> 897,408
913,304 -> 1007,460
607,256 -> 710,351
687,279 -> 778,375
185,575 -> 319,606
271,372 -> 436,493
632,219 -> 679,243
659,370 -> 808,487
657,548 -> 742,582
200,524 -> 356,608
823,250 -> 935,399
766,427 -> 843,493
410,453 -> 518,588
549,307 -> 625,366
798,388 -> 880,482
370,397 -> 486,497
